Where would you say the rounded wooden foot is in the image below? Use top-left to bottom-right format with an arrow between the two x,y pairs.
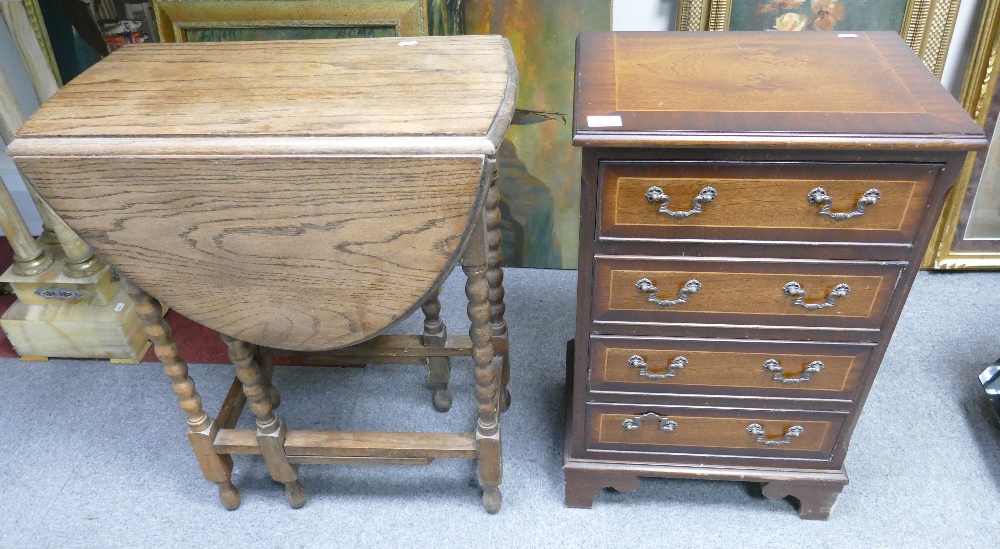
284,480 -> 308,508
482,487 -> 502,514
217,481 -> 241,510
500,387 -> 511,413
433,387 -> 453,412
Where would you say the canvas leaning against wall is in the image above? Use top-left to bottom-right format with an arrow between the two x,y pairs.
466,0 -> 612,269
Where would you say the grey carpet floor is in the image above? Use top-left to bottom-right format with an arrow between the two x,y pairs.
1,268 -> 998,548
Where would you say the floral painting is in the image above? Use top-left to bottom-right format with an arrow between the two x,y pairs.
729,0 -> 909,32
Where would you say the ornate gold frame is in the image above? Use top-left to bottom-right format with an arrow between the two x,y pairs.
5,0 -> 61,85
676,0 -> 962,77
152,0 -> 428,42
922,0 -> 1000,269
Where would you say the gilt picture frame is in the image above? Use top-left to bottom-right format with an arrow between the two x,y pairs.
151,0 -> 429,43
1,0 -> 61,85
677,0 -> 962,77
923,0 -> 1000,269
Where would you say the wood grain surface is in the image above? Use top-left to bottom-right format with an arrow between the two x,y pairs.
590,338 -> 871,396
594,258 -> 902,329
214,429 -> 477,458
615,34 -> 920,114
18,155 -> 487,351
587,406 -> 842,457
574,32 -> 986,149
17,35 -> 512,140
601,162 -> 937,244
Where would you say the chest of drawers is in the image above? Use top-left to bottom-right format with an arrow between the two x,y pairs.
564,31 -> 986,519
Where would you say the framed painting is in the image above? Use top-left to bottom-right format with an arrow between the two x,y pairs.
464,0 -> 613,268
677,0 -> 963,77
923,0 -> 1000,269
152,0 -> 430,43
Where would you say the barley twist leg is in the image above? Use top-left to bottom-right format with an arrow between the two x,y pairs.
464,262 -> 502,513
125,281 -> 239,509
484,160 -> 511,412
221,334 -> 306,508
252,346 -> 281,410
421,288 -> 451,412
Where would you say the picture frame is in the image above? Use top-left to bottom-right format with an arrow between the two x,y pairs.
923,0 -> 1000,268
1,0 -> 61,87
676,0 -> 962,77
151,0 -> 430,43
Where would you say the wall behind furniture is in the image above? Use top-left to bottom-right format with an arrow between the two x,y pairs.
0,16 -> 43,235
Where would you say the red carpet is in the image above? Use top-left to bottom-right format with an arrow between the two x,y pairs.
0,238 -> 308,365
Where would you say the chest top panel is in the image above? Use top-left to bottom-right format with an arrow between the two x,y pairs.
16,35 -> 514,146
574,32 -> 984,149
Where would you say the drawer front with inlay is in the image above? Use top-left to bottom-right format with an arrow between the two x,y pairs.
585,404 -> 844,461
593,257 -> 903,330
590,337 -> 873,400
599,161 -> 938,245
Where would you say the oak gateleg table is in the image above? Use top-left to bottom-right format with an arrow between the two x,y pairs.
9,35 -> 517,513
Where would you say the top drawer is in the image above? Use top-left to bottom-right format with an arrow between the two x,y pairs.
598,161 -> 939,246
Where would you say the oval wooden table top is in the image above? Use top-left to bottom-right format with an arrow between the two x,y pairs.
11,36 -> 518,352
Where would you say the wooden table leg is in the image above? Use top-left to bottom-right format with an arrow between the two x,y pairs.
222,335 -> 306,508
125,282 -> 240,509
253,346 -> 281,410
484,159 -> 511,412
421,288 -> 452,412
464,258 -> 503,514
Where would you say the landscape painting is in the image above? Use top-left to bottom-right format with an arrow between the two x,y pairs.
466,0 -> 612,268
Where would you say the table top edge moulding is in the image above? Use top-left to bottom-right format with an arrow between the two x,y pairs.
573,31 -> 986,151
11,36 -> 518,352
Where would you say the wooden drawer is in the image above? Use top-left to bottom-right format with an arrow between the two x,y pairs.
599,161 -> 938,245
593,257 -> 902,331
590,336 -> 873,401
586,404 -> 844,461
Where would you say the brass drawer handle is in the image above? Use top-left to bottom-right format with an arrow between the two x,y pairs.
645,185 -> 717,219
628,354 -> 687,380
763,358 -> 824,384
636,278 -> 701,308
622,412 -> 678,432
783,281 -> 850,311
808,187 -> 881,220
747,424 -> 803,446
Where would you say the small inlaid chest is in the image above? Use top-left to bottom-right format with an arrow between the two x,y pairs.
565,31 -> 986,519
